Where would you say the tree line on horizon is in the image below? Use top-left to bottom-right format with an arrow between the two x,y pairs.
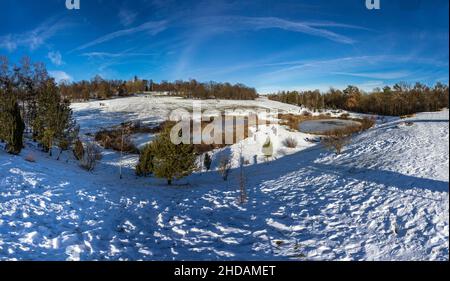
268,83 -> 449,116
60,76 -> 258,101
61,73 -> 448,117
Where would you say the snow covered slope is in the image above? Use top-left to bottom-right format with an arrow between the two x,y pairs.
0,109 -> 448,261
71,96 -> 306,135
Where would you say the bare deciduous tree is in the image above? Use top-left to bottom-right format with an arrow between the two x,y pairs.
218,155 -> 232,181
80,142 -> 102,171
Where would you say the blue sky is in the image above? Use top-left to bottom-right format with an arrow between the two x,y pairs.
1,0 -> 448,93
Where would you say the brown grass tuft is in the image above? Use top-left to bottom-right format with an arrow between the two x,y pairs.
282,136 -> 298,148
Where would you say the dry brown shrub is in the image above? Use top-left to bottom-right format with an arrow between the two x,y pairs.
95,129 -> 139,154
400,114 -> 416,119
359,117 -> 376,131
322,129 -> 350,155
278,114 -> 312,131
73,139 -> 84,160
340,113 -> 350,119
282,136 -> 298,148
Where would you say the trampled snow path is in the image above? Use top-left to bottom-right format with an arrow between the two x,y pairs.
0,107 -> 448,260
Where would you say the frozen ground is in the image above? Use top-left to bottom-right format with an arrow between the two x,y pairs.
0,96 -> 448,260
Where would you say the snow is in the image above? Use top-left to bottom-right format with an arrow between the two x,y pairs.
0,95 -> 448,261
130,133 -> 156,150
70,96 -> 304,135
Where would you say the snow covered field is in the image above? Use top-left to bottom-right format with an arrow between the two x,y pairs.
0,96 -> 448,261
71,96 -> 305,135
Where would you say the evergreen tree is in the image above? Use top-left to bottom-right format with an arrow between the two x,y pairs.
56,99 -> 79,153
151,126 -> 196,185
0,88 -> 25,155
0,56 -> 76,156
136,143 -> 155,176
33,79 -> 74,155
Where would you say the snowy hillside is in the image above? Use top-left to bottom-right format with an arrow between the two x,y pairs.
71,96 -> 306,135
0,103 -> 448,260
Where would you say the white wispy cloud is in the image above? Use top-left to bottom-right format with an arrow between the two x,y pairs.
172,16 -> 368,77
257,56 -> 383,82
0,18 -> 68,51
48,51 -> 64,66
358,80 -> 385,90
81,51 -> 155,59
118,8 -> 138,27
80,48 -> 159,73
73,20 -> 169,52
49,70 -> 72,83
190,16 -> 365,44
332,71 -> 411,80
248,55 -> 420,92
